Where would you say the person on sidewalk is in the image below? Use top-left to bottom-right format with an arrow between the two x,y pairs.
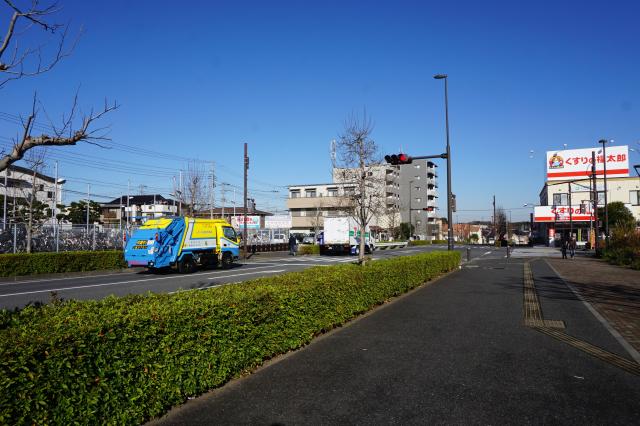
569,237 -> 576,259
561,238 -> 568,259
251,234 -> 258,256
288,234 -> 297,256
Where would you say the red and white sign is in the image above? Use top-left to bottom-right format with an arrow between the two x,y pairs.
534,205 -> 594,222
546,145 -> 629,181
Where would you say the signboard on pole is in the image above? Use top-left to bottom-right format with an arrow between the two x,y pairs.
265,215 -> 291,229
546,146 -> 629,181
534,205 -> 594,222
232,215 -> 260,229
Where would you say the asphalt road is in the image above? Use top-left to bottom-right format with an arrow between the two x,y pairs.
151,251 -> 640,425
0,244 -> 490,310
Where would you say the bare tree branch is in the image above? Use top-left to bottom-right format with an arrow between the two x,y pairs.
1,1 -> 79,88
0,92 -> 119,171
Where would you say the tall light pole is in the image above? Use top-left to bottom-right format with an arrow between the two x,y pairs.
598,139 -> 610,245
434,74 -> 454,250
409,179 -> 414,238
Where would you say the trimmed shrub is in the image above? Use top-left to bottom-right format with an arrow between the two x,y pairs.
0,251 -> 459,425
408,240 -> 431,246
298,244 -> 320,255
0,251 -> 127,277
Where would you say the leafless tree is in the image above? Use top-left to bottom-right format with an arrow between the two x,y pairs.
333,110 -> 386,264
13,148 -> 49,252
495,207 -> 507,241
185,162 -> 206,216
308,198 -> 325,239
0,0 -> 118,172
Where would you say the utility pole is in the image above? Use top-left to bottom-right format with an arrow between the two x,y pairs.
493,195 -> 496,240
127,179 -> 131,228
3,168 -> 8,231
210,162 -> 215,219
591,151 -> 599,253
86,184 -> 90,233
221,183 -> 226,220
179,170 -> 183,216
53,162 -> 58,252
599,139 -> 610,245
243,143 -> 249,259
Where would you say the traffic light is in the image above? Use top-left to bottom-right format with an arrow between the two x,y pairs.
384,153 -> 413,165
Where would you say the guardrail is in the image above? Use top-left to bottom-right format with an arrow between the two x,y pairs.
374,241 -> 409,250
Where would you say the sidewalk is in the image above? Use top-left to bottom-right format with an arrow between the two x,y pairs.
547,256 -> 640,358
150,256 -> 640,425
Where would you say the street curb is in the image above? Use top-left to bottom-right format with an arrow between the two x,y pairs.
544,259 -> 640,364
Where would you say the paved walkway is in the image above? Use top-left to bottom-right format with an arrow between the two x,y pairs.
547,257 -> 640,360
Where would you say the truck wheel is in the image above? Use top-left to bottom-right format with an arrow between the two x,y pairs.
178,256 -> 197,274
221,252 -> 233,269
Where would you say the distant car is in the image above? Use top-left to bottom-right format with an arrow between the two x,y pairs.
302,236 -> 315,244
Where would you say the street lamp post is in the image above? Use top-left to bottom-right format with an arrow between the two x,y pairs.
434,74 -> 454,250
598,139 -> 610,245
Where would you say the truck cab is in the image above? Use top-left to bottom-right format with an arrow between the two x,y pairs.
124,217 -> 240,273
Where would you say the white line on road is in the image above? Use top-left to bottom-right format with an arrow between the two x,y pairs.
208,269 -> 286,280
482,251 -> 492,256
0,265 -> 281,298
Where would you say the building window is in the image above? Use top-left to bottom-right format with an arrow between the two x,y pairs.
305,189 -> 316,198
290,190 -> 300,198
47,191 -> 54,199
291,209 -> 302,217
414,176 -> 420,180
630,190 -> 640,206
414,186 -> 421,191
38,184 -> 44,191
414,164 -> 420,169
552,193 -> 569,206
415,198 -> 421,203
327,187 -> 338,197
344,187 -> 355,196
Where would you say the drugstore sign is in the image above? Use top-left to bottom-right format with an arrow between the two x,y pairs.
534,205 -> 594,222
546,146 -> 629,181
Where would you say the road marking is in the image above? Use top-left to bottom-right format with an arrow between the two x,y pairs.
523,261 -> 640,376
482,251 -> 492,256
0,265 -> 281,298
0,271 -> 135,287
522,262 -> 565,329
545,259 -> 640,364
208,269 -> 286,280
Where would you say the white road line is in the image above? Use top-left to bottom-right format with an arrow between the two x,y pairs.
208,269 -> 286,280
482,251 -> 492,256
0,265 -> 280,298
0,271 -> 134,287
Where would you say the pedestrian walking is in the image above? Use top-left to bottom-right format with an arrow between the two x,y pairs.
569,237 -> 576,259
288,234 -> 297,256
561,238 -> 568,259
251,234 -> 258,255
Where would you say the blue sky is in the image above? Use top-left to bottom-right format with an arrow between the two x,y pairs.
1,0 -> 639,221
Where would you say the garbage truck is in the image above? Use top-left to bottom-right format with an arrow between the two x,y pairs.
319,217 -> 374,255
124,217 -> 240,273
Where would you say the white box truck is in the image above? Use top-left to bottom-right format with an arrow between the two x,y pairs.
320,217 -> 374,255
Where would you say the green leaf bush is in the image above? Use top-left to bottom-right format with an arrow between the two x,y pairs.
297,244 -> 320,255
0,251 -> 460,425
0,251 -> 127,277
408,240 -> 430,246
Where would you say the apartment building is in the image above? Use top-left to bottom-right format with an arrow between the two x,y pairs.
287,165 -> 402,234
399,160 -> 439,239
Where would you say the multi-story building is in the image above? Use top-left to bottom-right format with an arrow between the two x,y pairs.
398,160 -> 439,239
0,165 -> 65,226
538,175 -> 640,245
0,165 -> 64,207
287,165 -> 402,235
100,195 -> 178,226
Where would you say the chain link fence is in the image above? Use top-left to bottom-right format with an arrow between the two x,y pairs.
0,224 -> 130,254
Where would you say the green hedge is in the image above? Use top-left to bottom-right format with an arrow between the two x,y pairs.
0,251 -> 127,277
298,244 -> 320,255
408,240 -> 430,246
0,251 -> 459,425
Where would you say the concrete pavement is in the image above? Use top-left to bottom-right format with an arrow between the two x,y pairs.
150,251 -> 640,425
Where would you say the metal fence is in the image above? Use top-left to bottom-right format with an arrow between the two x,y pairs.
0,224 -> 128,254
0,224 -> 297,254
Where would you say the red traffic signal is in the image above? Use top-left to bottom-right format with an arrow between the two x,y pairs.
384,153 -> 413,165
